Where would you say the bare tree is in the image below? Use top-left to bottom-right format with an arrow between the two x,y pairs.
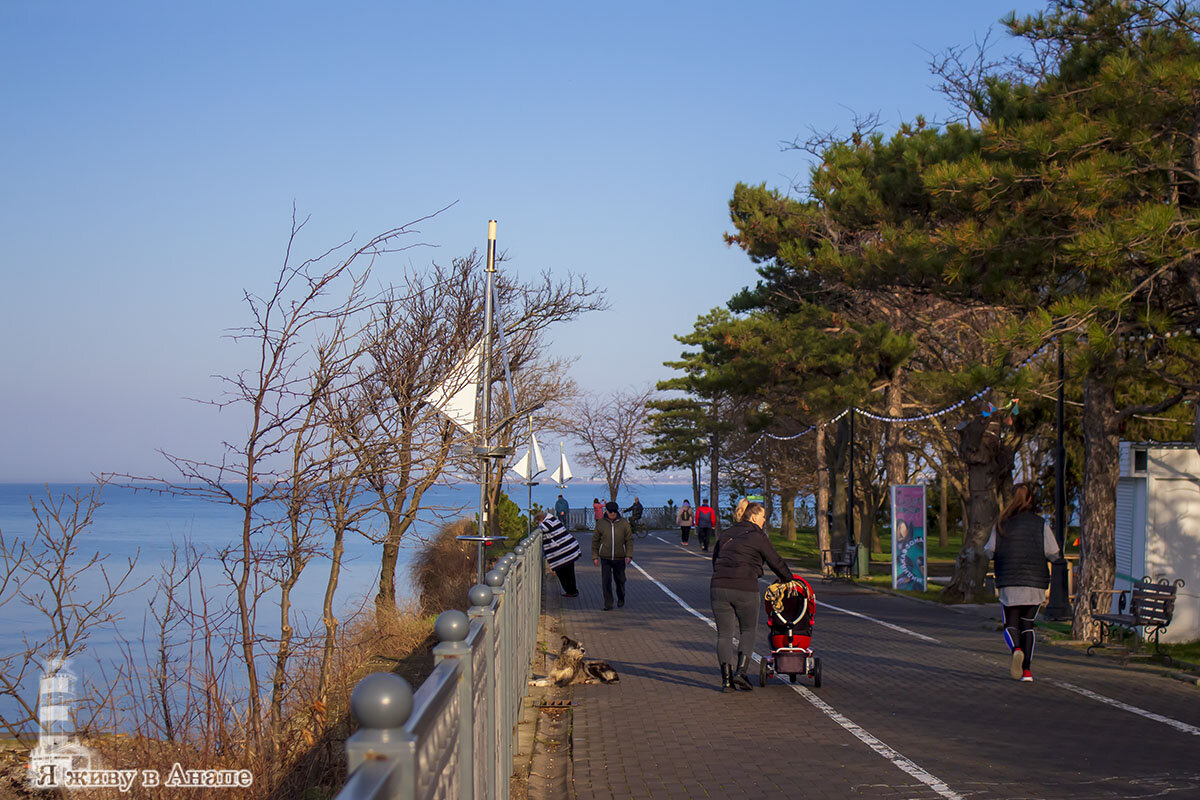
113,209 -> 435,745
0,483 -> 141,741
563,387 -> 653,502
339,255 -> 604,619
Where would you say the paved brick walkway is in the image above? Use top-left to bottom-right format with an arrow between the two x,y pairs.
555,530 -> 1200,799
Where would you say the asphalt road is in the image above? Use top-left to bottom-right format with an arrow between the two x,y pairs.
558,530 -> 1200,800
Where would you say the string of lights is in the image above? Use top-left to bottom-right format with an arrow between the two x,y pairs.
726,340 -> 1055,460
723,323 -> 1200,461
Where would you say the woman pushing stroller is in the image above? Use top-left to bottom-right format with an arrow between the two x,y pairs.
710,498 -> 793,692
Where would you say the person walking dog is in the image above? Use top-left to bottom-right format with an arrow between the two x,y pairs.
695,498 -> 717,552
985,484 -> 1066,682
592,501 -> 633,610
676,500 -> 694,544
711,498 -> 793,692
537,511 -> 580,597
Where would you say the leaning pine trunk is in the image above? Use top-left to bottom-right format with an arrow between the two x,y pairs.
1072,369 -> 1120,641
942,415 -> 1013,603
884,372 -> 907,493
815,425 -> 832,564
779,487 -> 797,542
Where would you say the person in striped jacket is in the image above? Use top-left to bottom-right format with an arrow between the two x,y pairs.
537,510 -> 581,597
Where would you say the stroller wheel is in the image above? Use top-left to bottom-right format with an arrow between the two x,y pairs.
812,657 -> 823,689
759,659 -> 769,687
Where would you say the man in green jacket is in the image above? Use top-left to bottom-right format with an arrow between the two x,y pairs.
592,501 -> 633,610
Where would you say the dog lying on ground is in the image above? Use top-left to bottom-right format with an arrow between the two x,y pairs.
530,635 -> 620,687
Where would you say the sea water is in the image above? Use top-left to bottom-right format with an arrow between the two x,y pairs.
0,478 -> 695,725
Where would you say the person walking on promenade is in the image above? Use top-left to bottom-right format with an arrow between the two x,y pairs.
984,483 -> 1066,683
592,501 -> 633,611
537,511 -> 581,597
593,498 -> 604,521
676,500 -> 694,544
694,498 -> 717,552
711,498 -> 793,692
623,497 -> 644,536
554,493 -> 570,523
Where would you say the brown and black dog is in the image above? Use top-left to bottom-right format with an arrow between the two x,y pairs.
530,635 -> 620,687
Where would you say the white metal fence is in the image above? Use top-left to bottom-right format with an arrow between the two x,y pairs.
334,530 -> 542,800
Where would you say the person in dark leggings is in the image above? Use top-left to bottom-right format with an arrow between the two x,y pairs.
710,498 -> 793,692
985,484 -> 1066,682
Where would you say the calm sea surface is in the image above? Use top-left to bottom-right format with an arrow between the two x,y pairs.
0,479 -> 693,723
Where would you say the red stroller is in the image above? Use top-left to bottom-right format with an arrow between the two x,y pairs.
759,574 -> 822,687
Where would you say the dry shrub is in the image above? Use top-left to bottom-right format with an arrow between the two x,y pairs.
410,518 -> 480,614
2,605 -> 437,800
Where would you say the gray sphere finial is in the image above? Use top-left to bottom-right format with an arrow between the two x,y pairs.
435,609 -> 469,642
469,583 -> 493,607
514,543 -> 526,556
485,569 -> 504,587
351,673 -> 413,729
496,558 -> 511,575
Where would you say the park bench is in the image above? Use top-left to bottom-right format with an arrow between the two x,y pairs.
821,542 -> 858,581
1086,576 -> 1185,659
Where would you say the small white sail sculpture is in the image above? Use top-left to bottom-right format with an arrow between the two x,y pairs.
549,442 -> 573,487
422,339 -> 484,433
510,433 -> 547,483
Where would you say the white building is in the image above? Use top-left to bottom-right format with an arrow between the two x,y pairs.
1114,442 -> 1200,643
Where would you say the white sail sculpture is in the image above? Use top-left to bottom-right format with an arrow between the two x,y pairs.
549,442 -> 573,488
422,338 -> 485,433
510,433 -> 547,483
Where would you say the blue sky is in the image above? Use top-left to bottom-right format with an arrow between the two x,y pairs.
0,1 -> 1045,482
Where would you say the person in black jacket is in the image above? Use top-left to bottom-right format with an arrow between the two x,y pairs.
710,498 -> 793,692
984,484 -> 1066,682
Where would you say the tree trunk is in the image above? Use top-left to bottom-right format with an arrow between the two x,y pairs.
779,487 -> 797,542
1072,369 -> 1120,641
816,425 -> 832,562
941,415 -> 1013,602
830,420 -> 849,547
691,461 -> 701,509
376,512 -> 403,620
709,403 -> 721,530
884,373 -> 907,488
939,470 -> 949,548
880,374 -> 906,560
761,449 -> 774,524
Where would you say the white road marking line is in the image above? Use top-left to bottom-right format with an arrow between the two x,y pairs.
1048,680 -> 1200,736
651,532 -> 1200,740
628,558 -> 965,800
653,534 -> 940,643
816,599 -> 941,644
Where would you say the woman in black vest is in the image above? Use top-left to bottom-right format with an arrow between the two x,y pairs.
985,484 -> 1066,682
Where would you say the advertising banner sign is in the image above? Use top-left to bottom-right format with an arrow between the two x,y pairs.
890,485 -> 927,591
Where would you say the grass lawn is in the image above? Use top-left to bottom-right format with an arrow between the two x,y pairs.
1161,639 -> 1200,666
764,525 -> 995,605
